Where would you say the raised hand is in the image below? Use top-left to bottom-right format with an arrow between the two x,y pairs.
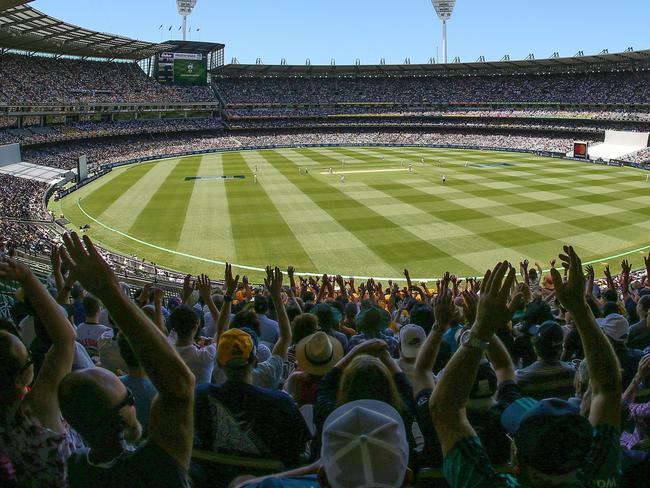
59,233 -> 118,298
551,246 -> 587,312
152,286 -> 165,304
264,266 -> 283,297
473,262 -> 516,339
0,254 -> 33,283
462,290 -> 478,325
182,274 -> 193,303
197,273 -> 213,303
224,263 -> 240,299
434,278 -> 455,328
403,268 -> 413,290
621,259 -> 632,275
585,264 -> 594,280
645,253 -> 650,281
50,245 -> 62,273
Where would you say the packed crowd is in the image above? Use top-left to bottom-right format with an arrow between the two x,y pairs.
226,117 -> 621,134
20,130 -> 599,171
226,106 -> 650,122
0,118 -> 224,145
1,232 -> 650,487
0,54 -> 217,104
213,70 -> 650,105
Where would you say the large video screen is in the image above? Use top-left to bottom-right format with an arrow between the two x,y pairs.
158,52 -> 207,86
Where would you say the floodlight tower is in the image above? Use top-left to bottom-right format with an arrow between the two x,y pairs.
431,0 -> 457,64
176,0 -> 197,41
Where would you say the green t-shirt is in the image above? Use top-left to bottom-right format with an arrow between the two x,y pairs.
443,425 -> 621,488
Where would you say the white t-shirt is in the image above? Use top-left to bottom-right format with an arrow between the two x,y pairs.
211,354 -> 284,389
167,331 -> 217,386
76,323 -> 112,356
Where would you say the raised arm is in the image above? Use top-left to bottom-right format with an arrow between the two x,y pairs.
486,334 -> 515,384
551,246 -> 621,430
266,266 -> 292,359
1,256 -> 76,433
412,278 -> 454,395
585,264 -> 595,297
197,274 -> 219,330
620,259 -> 632,300
429,261 -> 515,455
59,233 -> 195,468
215,263 -> 239,343
151,287 -> 168,335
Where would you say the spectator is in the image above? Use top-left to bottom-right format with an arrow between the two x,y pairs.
57,232 -> 195,487
628,295 -> 650,350
515,320 -> 576,400
169,304 -> 216,385
117,335 -> 157,438
283,331 -> 343,407
75,295 -> 111,358
0,255 -> 83,487
430,250 -> 622,487
396,324 -> 426,384
597,313 -> 645,388
253,295 -> 279,347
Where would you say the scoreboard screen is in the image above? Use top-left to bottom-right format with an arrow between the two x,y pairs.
157,52 -> 207,86
573,142 -> 589,159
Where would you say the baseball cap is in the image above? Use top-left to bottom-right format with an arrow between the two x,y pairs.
529,320 -> 564,346
321,400 -> 409,488
596,313 -> 629,342
295,331 -> 344,376
398,324 -> 426,359
501,398 -> 592,477
217,328 -> 256,367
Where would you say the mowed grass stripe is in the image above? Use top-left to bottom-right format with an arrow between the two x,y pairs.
176,153 -> 238,272
127,156 -> 201,249
294,148 -> 470,273
80,162 -> 158,217
249,150 -> 401,277
96,160 -> 179,230
222,152 -> 316,269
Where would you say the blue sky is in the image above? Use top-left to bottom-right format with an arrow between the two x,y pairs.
35,0 -> 649,65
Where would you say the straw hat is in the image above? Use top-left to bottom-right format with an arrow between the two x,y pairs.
296,331 -> 344,376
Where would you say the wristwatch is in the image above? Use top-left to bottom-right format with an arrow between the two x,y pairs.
460,332 -> 489,351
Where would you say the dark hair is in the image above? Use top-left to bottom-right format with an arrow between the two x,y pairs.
231,310 -> 261,337
409,303 -> 435,334
0,331 -> 23,396
532,322 -> 564,361
253,295 -> 268,314
169,305 -> 200,339
524,298 -> 554,327
291,314 -> 318,345
117,335 -> 140,369
344,302 -> 358,320
602,301 -> 620,317
639,295 -> 650,314
586,295 -> 602,318
602,289 -> 618,303
82,295 -> 101,318
285,304 -> 302,324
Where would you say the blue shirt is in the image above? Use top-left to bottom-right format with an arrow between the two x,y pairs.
194,381 -> 311,468
348,330 -> 398,357
258,313 -> 279,346
119,375 -> 157,437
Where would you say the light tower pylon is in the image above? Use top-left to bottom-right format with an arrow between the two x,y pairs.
431,1 -> 457,64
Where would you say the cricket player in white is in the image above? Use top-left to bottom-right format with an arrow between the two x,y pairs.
442,175 -> 447,184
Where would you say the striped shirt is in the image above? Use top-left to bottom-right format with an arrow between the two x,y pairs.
515,359 -> 576,400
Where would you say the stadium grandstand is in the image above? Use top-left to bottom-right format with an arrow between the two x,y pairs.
1,1 -> 650,488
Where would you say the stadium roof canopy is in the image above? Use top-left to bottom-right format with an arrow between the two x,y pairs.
160,39 -> 225,55
214,48 -> 650,77
0,2 -> 174,60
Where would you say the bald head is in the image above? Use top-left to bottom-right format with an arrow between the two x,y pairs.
59,368 -> 140,445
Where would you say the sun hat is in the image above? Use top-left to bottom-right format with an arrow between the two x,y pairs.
596,313 -> 630,342
217,328 -> 256,367
295,331 -> 343,376
501,397 -> 592,477
310,302 -> 343,331
321,400 -> 409,488
398,324 -> 426,359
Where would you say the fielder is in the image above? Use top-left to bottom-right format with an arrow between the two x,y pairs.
442,175 -> 447,184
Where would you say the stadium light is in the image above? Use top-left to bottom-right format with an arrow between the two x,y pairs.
176,0 -> 197,41
431,0 -> 457,64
